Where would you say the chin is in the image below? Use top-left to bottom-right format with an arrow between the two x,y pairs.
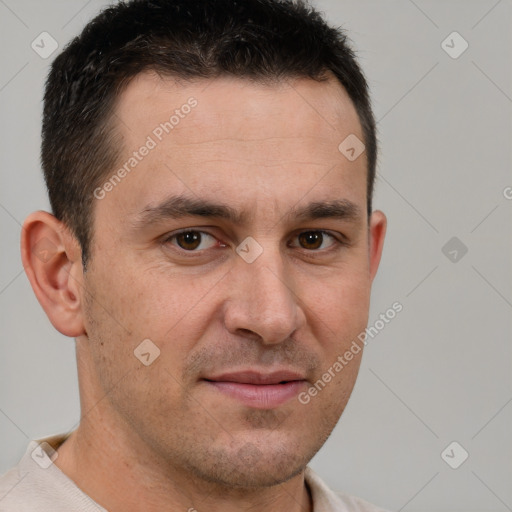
186,439 -> 312,489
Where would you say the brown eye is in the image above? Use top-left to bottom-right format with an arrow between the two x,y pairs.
176,231 -> 201,250
167,231 -> 218,251
291,230 -> 340,251
298,231 -> 324,249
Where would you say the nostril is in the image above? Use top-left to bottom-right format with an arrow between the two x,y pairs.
236,328 -> 261,340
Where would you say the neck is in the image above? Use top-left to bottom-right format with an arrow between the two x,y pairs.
54,344 -> 312,512
56,424 -> 312,512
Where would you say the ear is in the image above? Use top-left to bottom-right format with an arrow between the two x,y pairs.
368,210 -> 387,282
20,211 -> 86,338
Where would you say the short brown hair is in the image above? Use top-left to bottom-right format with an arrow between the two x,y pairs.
42,0 -> 377,268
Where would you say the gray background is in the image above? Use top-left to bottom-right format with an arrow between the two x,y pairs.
1,1 -> 511,510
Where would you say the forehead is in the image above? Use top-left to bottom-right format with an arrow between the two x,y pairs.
99,72 -> 366,224
115,71 -> 362,138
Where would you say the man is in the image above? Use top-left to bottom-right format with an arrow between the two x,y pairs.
0,0 -> 388,510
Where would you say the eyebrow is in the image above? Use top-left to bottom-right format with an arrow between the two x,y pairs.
290,199 -> 361,223
133,195 -> 247,227
132,194 -> 362,229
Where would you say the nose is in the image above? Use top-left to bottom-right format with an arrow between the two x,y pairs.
223,247 -> 306,345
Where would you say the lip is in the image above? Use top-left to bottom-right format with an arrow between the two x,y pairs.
203,370 -> 307,409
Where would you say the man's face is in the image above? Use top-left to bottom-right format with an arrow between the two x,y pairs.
80,72 -> 384,487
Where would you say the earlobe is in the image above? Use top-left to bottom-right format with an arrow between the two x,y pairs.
368,210 -> 387,281
20,211 -> 86,338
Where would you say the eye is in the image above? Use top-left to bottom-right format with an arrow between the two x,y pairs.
291,230 -> 340,251
165,230 -> 219,251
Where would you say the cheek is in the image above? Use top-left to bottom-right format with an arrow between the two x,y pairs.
81,267 -> 194,423
305,267 -> 369,412
303,266 -> 371,341
92,255 -> 184,328
88,255 -> 226,370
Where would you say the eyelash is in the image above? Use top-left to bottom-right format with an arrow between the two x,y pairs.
162,229 -> 347,255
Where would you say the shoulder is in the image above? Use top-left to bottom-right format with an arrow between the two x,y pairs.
0,463 -> 25,505
0,436 -> 105,512
0,441 -> 50,511
305,466 -> 392,512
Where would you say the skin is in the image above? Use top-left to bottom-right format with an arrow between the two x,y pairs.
21,72 -> 386,512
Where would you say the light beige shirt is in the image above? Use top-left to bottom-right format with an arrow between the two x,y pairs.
0,434 -> 391,511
